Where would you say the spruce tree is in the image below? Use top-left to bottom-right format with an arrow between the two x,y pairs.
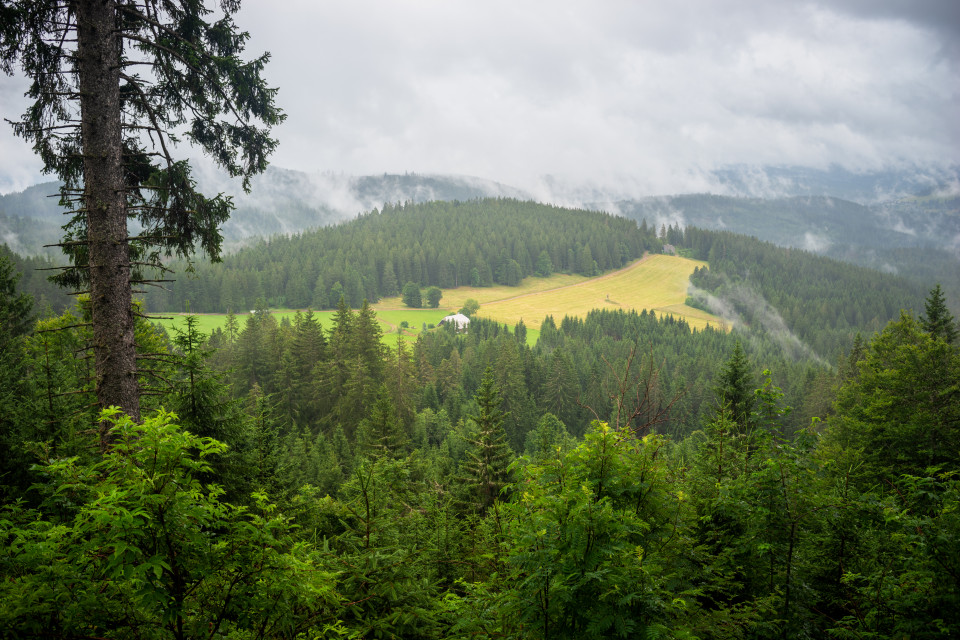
243,383 -> 288,500
381,262 -> 399,297
357,385 -> 410,459
354,300 -> 386,381
535,249 -> 553,277
0,255 -> 33,340
713,340 -> 755,435
388,338 -> 418,431
168,315 -> 245,467
286,310 -> 326,427
460,368 -> 513,513
920,283 -> 958,344
829,312 -> 960,483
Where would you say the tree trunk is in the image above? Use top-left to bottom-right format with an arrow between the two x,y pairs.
77,0 -> 140,445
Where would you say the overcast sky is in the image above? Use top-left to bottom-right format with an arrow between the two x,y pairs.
1,0 -> 957,195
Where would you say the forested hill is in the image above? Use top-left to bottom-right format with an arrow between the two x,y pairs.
617,194 -> 900,250
5,189 -> 930,364
144,198 -> 657,313
679,226 -> 927,359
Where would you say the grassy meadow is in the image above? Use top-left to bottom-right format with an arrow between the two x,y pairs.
153,254 -> 722,347
153,308 -> 452,346
463,254 -> 723,332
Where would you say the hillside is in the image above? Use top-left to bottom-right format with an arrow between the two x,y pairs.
6,164 -> 957,263
681,227 -> 928,359
3,183 -> 935,363
5,170 -> 957,318
132,196 -> 931,364
143,198 -> 658,313
610,192 -> 960,306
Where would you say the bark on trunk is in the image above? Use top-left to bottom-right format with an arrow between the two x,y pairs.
76,0 -> 140,446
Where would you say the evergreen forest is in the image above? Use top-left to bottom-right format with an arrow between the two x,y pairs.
2,206 -> 958,636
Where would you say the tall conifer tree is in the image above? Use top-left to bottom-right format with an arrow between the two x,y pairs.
2,0 -> 283,442
713,341 -> 755,434
920,283 -> 957,344
460,367 -> 513,513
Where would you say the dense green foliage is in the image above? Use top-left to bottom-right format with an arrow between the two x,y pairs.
402,281 -> 423,308
1,410 -> 340,638
2,211 -> 958,638
425,286 -> 443,308
142,299 -> 827,455
142,198 -> 656,312
459,368 -> 514,514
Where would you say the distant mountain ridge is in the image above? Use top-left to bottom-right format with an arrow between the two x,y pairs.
2,166 -> 957,301
708,164 -> 959,202
609,193 -> 960,254
0,169 -> 533,255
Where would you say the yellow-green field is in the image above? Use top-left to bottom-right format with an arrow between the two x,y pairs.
154,254 -> 722,345
460,254 -> 722,331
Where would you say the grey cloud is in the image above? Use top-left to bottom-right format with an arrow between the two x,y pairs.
824,0 -> 960,37
802,232 -> 831,252
1,0 -> 957,197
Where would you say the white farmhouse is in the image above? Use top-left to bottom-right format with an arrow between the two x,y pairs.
439,312 -> 471,331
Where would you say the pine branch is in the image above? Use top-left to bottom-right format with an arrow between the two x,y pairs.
37,323 -> 93,333
35,265 -> 89,271
44,240 -> 90,248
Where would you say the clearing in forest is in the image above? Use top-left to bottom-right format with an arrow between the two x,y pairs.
155,254 -> 721,345
436,254 -> 722,332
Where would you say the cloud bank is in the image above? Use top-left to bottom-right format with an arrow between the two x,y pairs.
1,1 -> 957,196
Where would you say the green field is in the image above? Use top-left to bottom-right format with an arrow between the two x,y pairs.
155,254 -> 720,346
153,308 -> 457,346
154,309 -> 325,336
373,309 -> 451,333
